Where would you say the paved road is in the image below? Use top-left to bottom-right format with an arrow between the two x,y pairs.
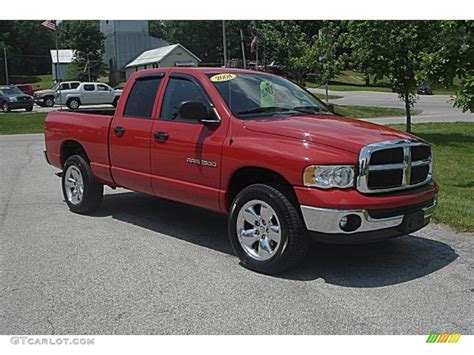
1,134 -> 473,335
309,88 -> 473,124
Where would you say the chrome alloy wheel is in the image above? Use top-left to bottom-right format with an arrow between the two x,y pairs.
64,165 -> 84,205
69,100 -> 79,109
236,199 -> 282,261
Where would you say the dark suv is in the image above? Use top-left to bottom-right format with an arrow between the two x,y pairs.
0,85 -> 34,112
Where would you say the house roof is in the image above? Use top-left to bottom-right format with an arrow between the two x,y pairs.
125,44 -> 201,68
50,49 -> 75,64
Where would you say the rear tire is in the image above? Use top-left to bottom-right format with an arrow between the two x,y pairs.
228,184 -> 308,274
67,98 -> 80,110
25,106 -> 33,112
112,97 -> 119,108
62,155 -> 103,214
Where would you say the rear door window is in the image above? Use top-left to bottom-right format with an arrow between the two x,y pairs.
84,84 -> 95,91
124,76 -> 163,118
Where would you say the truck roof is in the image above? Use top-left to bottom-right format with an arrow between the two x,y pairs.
131,67 -> 273,77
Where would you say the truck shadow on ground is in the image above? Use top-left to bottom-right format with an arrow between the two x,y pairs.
95,191 -> 458,288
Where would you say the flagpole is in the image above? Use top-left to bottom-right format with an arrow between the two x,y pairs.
54,23 -> 63,111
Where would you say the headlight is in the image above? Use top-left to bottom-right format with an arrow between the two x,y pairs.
303,165 -> 355,189
8,96 -> 17,102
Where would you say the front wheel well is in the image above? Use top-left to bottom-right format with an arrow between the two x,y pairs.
61,140 -> 89,167
227,167 -> 298,210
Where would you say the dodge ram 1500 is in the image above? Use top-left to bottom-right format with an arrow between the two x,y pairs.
44,67 -> 438,274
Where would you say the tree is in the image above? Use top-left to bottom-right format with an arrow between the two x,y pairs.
348,21 -> 439,132
150,21 -> 223,65
0,21 -> 54,81
420,21 -> 474,113
58,21 -> 106,81
307,21 -> 348,101
259,21 -> 319,85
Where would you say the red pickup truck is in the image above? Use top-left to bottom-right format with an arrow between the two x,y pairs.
44,67 -> 438,274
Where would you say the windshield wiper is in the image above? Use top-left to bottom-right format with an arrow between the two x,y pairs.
237,106 -> 293,115
292,106 -> 332,115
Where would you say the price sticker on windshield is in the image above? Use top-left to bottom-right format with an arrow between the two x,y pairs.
210,73 -> 237,82
260,81 -> 275,107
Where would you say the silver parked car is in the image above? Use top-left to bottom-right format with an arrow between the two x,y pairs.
55,82 -> 122,110
34,81 -> 81,107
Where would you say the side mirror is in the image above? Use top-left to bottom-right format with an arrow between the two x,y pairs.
178,101 -> 208,120
178,101 -> 220,126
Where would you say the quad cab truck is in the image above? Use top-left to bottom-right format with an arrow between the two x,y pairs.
44,68 -> 438,274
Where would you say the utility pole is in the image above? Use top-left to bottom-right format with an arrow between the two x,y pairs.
86,53 -> 91,82
222,20 -> 227,67
3,47 -> 9,84
239,28 -> 247,69
54,25 -> 63,110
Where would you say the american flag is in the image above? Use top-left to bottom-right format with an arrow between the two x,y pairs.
41,20 -> 57,31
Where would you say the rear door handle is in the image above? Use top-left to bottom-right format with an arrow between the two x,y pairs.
113,126 -> 125,137
154,131 -> 169,141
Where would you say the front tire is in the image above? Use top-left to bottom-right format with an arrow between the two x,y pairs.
2,102 -> 10,113
62,155 -> 103,214
25,106 -> 33,112
44,97 -> 55,107
228,184 -> 308,274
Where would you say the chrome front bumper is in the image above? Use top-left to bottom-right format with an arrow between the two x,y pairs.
301,198 -> 436,234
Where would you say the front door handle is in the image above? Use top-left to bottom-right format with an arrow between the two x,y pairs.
113,126 -> 125,137
154,131 -> 169,141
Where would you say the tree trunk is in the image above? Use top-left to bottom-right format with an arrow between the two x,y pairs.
405,95 -> 412,133
325,82 -> 329,103
365,73 -> 370,86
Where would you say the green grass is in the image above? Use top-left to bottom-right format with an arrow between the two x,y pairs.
9,74 -> 53,91
0,112 -> 47,134
334,105 -> 406,118
389,123 -> 474,232
306,70 -> 459,95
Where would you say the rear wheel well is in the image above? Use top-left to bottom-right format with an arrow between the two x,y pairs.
227,167 -> 298,210
61,140 -> 89,167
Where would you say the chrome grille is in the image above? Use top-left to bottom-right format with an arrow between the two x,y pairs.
357,140 -> 432,193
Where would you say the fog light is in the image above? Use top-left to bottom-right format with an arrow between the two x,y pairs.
339,214 -> 362,232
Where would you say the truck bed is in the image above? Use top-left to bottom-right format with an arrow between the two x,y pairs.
44,110 -> 115,185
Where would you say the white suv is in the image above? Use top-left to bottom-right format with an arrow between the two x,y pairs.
56,82 -> 122,110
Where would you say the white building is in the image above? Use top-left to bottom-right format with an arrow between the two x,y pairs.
100,20 -> 169,84
50,49 -> 75,82
125,44 -> 201,80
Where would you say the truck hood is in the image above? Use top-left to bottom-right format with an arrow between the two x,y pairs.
243,114 -> 418,154
34,89 -> 54,96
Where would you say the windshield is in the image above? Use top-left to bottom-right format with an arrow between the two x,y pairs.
208,72 -> 331,119
0,87 -> 24,96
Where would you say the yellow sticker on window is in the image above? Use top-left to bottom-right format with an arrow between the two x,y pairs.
210,73 -> 237,82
